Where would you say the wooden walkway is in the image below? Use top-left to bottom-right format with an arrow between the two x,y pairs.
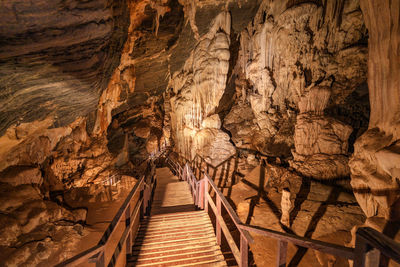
127,168 -> 227,266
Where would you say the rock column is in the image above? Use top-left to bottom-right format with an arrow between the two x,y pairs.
349,0 -> 400,220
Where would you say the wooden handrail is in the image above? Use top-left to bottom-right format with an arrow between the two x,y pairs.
170,159 -> 252,267
204,171 -> 254,244
167,156 -> 400,267
56,160 -> 157,267
354,227 -> 400,266
239,224 -> 355,259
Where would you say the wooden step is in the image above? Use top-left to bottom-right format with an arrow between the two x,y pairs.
139,220 -> 211,232
132,240 -> 220,254
129,168 -> 227,267
136,226 -> 214,238
149,210 -> 206,218
133,234 -> 217,247
140,217 -> 209,226
135,230 -> 216,244
130,248 -> 222,263
132,237 -> 218,250
135,225 -> 214,239
129,244 -> 220,257
130,254 -> 225,267
141,214 -> 208,223
141,213 -> 208,222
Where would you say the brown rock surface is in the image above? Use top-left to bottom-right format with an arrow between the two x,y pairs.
0,0 -> 129,135
349,0 -> 400,221
290,86 -> 353,179
1,0 -> 399,265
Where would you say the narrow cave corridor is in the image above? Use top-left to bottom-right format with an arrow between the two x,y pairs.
0,0 -> 399,266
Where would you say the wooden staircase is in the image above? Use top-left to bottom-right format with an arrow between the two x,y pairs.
127,168 -> 227,267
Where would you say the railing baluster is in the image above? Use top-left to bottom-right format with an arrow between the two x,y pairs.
96,251 -> 105,267
276,240 -> 287,267
216,195 -> 222,245
200,179 -> 205,209
354,234 -> 368,267
240,234 -> 249,267
366,248 -> 380,267
205,179 -> 209,213
125,204 -> 132,255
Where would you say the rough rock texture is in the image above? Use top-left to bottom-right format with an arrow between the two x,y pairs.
0,113 -> 139,265
92,0 -> 181,135
0,183 -> 86,266
167,0 -> 368,175
168,11 -> 236,166
232,0 -> 368,159
0,1 -> 184,263
0,0 -> 129,135
107,95 -> 165,167
2,0 -> 399,265
349,0 -> 400,221
290,86 -> 353,179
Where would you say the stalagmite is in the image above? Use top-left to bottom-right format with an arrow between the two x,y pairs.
280,188 -> 293,227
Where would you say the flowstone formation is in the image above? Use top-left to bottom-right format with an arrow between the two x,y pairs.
168,0 -> 368,174
349,0 -> 400,222
290,86 -> 353,179
234,0 -> 368,162
168,11 -> 236,166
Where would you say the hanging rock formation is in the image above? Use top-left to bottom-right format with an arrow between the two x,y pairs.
231,0 -> 368,158
168,11 -> 236,166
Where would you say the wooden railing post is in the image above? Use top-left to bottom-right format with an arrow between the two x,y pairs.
205,179 -> 209,213
354,233 -> 368,267
89,250 -> 105,267
276,240 -> 288,267
195,182 -> 200,207
125,204 -> 132,255
96,251 -> 105,267
216,195 -> 222,245
240,234 -> 249,267
366,249 -> 380,267
143,185 -> 149,216
199,179 -> 205,209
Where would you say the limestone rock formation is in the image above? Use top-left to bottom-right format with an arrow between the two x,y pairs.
233,0 -> 368,160
168,11 -> 236,166
1,0 -> 399,265
0,183 -> 86,266
290,87 -> 353,179
349,0 -> 400,221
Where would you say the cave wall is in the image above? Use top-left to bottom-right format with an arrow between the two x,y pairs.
0,0 -> 189,262
349,0 -> 400,221
0,0 -> 131,264
0,0 -> 398,264
0,0 -> 129,136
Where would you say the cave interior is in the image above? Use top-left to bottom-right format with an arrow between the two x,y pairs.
0,0 -> 399,266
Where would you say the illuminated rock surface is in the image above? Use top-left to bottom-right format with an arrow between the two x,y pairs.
0,0 -> 399,266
